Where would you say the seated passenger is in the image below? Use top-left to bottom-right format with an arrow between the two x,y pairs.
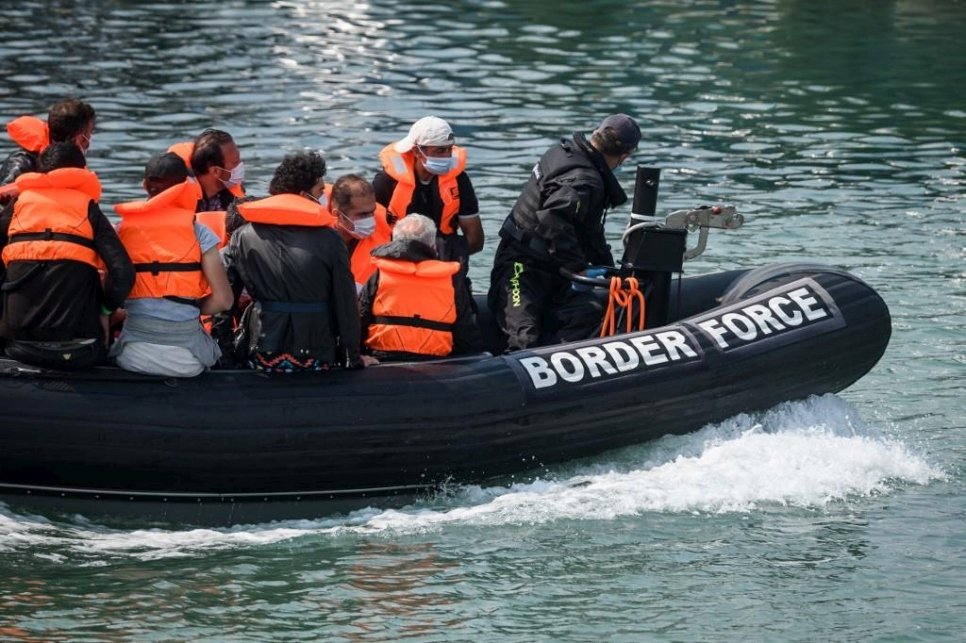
1,99 -> 97,200
359,214 -> 482,361
329,174 -> 392,293
177,128 -> 246,213
110,153 -> 232,377
0,142 -> 134,369
373,116 -> 484,267
225,151 -> 366,372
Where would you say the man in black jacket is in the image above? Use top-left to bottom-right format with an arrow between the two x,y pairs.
224,151 -> 365,372
0,142 -> 134,368
488,114 -> 640,351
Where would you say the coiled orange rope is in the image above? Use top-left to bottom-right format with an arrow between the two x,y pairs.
600,277 -> 646,337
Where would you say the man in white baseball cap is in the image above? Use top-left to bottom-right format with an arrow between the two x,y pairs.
393,115 -> 455,153
374,116 -> 484,271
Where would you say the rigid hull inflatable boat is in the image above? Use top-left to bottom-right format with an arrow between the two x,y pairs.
0,171 -> 892,524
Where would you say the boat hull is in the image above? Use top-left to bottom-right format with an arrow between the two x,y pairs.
0,264 -> 891,524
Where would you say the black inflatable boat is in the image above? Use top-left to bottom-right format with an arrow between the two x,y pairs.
0,171 -> 892,525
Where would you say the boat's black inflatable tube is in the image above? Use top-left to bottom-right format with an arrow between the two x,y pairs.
0,263 -> 890,524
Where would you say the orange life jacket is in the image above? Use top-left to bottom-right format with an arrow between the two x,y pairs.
346,203 -> 393,289
378,143 -> 467,235
3,168 -> 103,269
114,179 -> 210,302
236,193 -> 337,227
6,115 -> 49,153
321,182 -> 387,288
195,210 -> 227,249
168,140 -> 245,199
365,257 -> 460,357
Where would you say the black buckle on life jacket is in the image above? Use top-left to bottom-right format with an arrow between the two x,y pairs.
134,261 -> 203,276
373,315 -> 455,332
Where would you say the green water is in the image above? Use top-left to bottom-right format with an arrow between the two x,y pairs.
1,0 -> 964,640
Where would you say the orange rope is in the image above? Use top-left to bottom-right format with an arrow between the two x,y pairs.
600,276 -> 647,338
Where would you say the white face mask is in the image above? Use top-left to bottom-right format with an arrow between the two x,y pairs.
77,133 -> 91,155
422,155 -> 454,175
305,191 -> 328,208
221,161 -> 245,188
346,215 -> 376,239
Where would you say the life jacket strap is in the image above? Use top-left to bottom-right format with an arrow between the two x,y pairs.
8,229 -> 96,249
373,315 -> 455,332
163,295 -> 199,306
134,261 -> 203,276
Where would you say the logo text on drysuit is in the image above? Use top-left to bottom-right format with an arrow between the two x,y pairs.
518,330 -> 699,389
510,261 -> 525,307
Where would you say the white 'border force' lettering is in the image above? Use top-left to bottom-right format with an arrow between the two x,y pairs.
515,281 -> 838,391
695,285 -> 829,350
518,330 -> 698,390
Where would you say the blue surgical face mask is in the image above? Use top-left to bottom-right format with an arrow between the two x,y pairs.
221,161 -> 245,188
422,155 -> 454,176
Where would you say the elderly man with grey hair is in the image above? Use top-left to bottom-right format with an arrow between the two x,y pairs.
359,213 -> 483,360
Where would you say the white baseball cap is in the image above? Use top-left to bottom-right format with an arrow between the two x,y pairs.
394,116 -> 455,153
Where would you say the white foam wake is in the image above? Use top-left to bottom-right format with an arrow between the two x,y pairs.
0,395 -> 943,560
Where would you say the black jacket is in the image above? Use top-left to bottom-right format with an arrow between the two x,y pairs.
225,218 -> 362,367
0,199 -> 134,342
372,170 -> 479,265
359,239 -> 483,360
493,132 -> 626,273
0,148 -> 38,188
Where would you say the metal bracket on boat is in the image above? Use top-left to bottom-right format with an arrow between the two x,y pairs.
665,205 -> 744,261
621,205 -> 744,263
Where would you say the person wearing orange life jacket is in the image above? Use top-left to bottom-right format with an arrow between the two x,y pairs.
224,151 -> 369,372
0,99 -> 96,202
110,153 -> 233,377
329,174 -> 392,293
0,142 -> 134,369
373,116 -> 484,268
170,129 -> 246,249
169,128 -> 246,215
360,214 -> 482,361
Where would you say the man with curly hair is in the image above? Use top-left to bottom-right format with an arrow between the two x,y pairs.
224,151 -> 366,372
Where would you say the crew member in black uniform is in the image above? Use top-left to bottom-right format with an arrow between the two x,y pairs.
488,114 -> 641,351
